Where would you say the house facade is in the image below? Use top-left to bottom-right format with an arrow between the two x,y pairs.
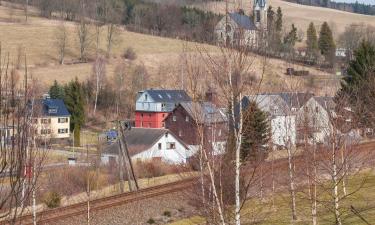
164,102 -> 228,155
215,0 -> 267,47
102,128 -> 194,165
33,99 -> 71,139
243,94 -> 297,148
135,89 -> 191,128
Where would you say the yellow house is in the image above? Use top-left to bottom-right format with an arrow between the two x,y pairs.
33,98 -> 71,139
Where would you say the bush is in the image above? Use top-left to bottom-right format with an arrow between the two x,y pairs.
147,218 -> 155,224
42,191 -> 61,208
123,47 -> 137,60
163,210 -> 171,217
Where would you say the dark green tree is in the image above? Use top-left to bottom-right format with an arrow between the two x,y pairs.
240,101 -> 270,162
338,41 -> 375,128
318,22 -> 336,65
306,22 -> 319,60
283,24 -> 298,50
49,80 -> 65,99
274,7 -> 283,51
267,6 -> 275,31
64,78 -> 85,147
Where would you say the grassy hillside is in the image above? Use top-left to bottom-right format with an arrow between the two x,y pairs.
0,3 -> 338,95
192,0 -> 375,35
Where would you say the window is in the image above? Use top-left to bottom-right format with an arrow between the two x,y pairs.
48,108 -> 57,114
167,142 -> 176,149
173,116 -> 177,122
226,25 -> 232,32
58,118 -> 68,123
41,118 -> 51,124
145,94 -> 148,101
32,118 -> 38,124
165,132 -> 169,138
218,129 -> 222,136
158,143 -> 162,150
315,106 -> 319,113
58,129 -> 68,134
256,11 -> 260,22
179,130 -> 182,137
185,116 -> 189,122
41,129 -> 51,135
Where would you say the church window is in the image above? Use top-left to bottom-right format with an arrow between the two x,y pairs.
256,11 -> 260,23
226,25 -> 232,33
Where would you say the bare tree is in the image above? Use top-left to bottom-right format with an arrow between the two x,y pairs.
77,0 -> 92,62
91,55 -> 106,115
55,22 -> 68,65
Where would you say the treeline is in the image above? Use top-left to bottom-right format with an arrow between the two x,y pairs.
283,0 -> 375,15
6,0 -> 221,43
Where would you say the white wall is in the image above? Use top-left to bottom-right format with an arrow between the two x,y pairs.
35,116 -> 70,139
131,133 -> 196,164
271,115 -> 296,147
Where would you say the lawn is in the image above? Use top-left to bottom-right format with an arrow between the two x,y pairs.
169,171 -> 375,225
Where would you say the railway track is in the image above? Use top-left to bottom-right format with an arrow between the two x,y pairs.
1,177 -> 198,225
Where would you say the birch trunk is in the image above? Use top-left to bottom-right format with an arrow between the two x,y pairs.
287,143 -> 297,221
332,142 -> 342,225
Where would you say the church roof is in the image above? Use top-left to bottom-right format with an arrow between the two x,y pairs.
228,13 -> 257,30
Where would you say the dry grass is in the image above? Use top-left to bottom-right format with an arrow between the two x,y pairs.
192,0 -> 375,36
0,2 -> 339,95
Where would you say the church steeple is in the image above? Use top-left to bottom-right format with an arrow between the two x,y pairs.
253,0 -> 267,30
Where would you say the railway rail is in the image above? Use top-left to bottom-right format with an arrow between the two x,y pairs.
1,177 -> 198,225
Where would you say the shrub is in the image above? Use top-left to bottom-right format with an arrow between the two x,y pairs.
42,191 -> 61,208
147,218 -> 155,224
163,210 -> 171,217
123,47 -> 137,60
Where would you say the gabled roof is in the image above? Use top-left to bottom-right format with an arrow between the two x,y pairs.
176,102 -> 227,124
314,96 -> 335,111
103,128 -> 189,156
228,13 -> 257,30
137,89 -> 191,103
243,95 -> 291,117
276,93 -> 314,109
33,99 -> 70,117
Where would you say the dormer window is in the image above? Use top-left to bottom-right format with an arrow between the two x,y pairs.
48,108 -> 57,113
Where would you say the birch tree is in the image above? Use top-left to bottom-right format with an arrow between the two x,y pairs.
91,55 -> 106,115
56,22 -> 68,65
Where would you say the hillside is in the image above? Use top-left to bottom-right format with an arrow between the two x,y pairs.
191,0 -> 375,35
0,3 -> 338,95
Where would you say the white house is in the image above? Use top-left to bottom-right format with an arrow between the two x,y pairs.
32,98 -> 71,139
101,128 -> 196,165
297,96 -> 336,143
242,94 -> 297,148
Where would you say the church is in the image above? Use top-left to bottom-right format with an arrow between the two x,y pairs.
215,0 -> 268,48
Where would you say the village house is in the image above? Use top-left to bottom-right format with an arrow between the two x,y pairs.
135,89 -> 191,128
101,128 -> 194,165
164,102 -> 228,155
215,0 -> 267,47
242,94 -> 297,148
32,98 -> 71,139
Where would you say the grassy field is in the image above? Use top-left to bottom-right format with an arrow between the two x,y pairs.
169,171 -> 375,225
192,0 -> 375,36
0,3 -> 340,95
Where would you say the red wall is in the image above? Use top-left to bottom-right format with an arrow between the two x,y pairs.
135,112 -> 169,128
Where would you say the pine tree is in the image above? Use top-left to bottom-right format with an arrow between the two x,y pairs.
49,80 -> 65,99
274,7 -> 283,50
306,22 -> 319,60
267,6 -> 275,31
284,24 -> 298,50
318,22 -> 336,65
240,101 -> 270,162
338,41 -> 375,127
64,78 -> 85,147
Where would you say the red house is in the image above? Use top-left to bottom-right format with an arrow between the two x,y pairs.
134,89 -> 191,128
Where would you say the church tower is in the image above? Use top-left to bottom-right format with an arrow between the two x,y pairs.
253,0 -> 267,30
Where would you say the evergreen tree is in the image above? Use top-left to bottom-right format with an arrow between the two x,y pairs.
338,41 -> 375,127
49,80 -> 65,99
240,101 -> 270,162
267,6 -> 275,31
274,7 -> 283,50
306,22 -> 319,60
318,22 -> 336,65
283,24 -> 298,49
64,78 -> 85,147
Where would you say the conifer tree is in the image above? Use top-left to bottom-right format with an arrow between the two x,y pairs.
338,41 -> 375,127
240,101 -> 270,162
318,22 -> 336,65
284,24 -> 298,50
49,80 -> 65,99
274,7 -> 283,49
306,22 -> 319,60
64,78 -> 85,147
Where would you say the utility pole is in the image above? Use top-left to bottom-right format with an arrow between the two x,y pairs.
117,121 -> 139,191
